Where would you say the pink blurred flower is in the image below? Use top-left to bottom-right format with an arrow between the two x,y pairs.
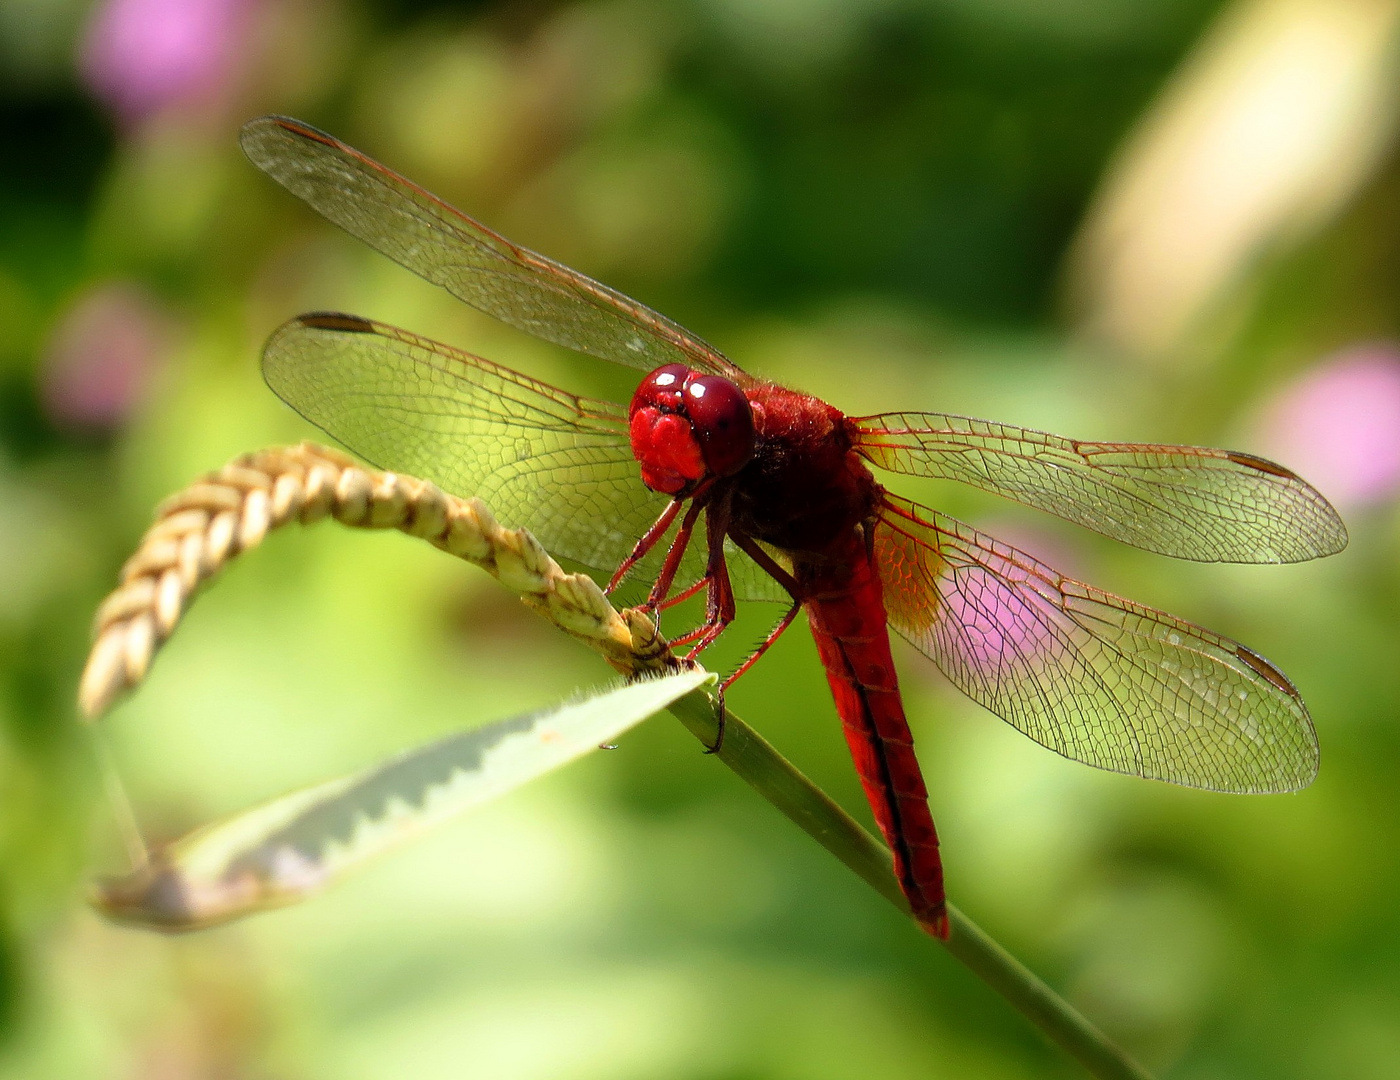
40,282 -> 173,432
78,0 -> 254,124
940,565 -> 1060,677
1255,344 -> 1400,509
894,519 -> 1074,693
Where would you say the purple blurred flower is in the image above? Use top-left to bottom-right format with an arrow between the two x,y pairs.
40,282 -> 173,432
79,0 -> 254,124
1255,344 -> 1400,510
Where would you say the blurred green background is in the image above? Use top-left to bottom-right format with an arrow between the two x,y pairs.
4,0 -> 1400,1076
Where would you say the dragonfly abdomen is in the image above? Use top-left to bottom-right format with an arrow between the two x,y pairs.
798,534 -> 948,938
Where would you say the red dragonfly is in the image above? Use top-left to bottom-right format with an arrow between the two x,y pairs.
241,116 -> 1346,937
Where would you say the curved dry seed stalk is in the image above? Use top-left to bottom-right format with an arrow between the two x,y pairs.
79,442 -> 676,720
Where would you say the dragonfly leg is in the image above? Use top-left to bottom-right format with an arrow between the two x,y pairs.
671,523 -> 804,665
693,599 -> 804,756
729,531 -> 802,598
708,683 -> 728,755
606,497 -> 685,594
663,503 -> 741,753
610,499 -> 705,634
658,576 -> 708,610
722,601 -> 802,692
643,499 -> 707,628
688,531 -> 806,752
667,569 -> 735,653
673,502 -> 738,654
610,476 -> 717,599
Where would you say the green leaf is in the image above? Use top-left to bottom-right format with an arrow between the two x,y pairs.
93,669 -> 714,931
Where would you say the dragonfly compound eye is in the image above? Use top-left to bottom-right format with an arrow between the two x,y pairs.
683,374 -> 755,477
630,363 -> 690,415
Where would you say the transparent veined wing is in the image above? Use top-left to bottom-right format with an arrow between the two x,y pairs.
851,412 -> 1346,563
262,314 -> 786,602
241,116 -> 745,381
873,492 -> 1318,793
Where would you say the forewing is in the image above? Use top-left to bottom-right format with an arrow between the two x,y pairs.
852,412 -> 1346,563
874,493 -> 1318,793
262,314 -> 784,602
241,116 -> 744,381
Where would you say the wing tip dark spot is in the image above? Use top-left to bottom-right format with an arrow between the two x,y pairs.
1235,644 -> 1300,698
1226,450 -> 1298,479
297,312 -> 376,334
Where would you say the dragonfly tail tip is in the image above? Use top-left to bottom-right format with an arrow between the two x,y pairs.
918,907 -> 950,940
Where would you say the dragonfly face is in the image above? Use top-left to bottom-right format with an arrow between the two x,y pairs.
628,363 -> 755,495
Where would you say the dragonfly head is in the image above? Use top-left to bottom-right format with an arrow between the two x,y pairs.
629,364 -> 755,495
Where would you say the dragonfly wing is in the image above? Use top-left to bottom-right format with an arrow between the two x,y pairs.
262,314 -> 783,602
874,493 -> 1318,793
851,412 -> 1346,563
241,116 -> 744,381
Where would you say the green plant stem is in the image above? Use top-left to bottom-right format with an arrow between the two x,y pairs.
667,691 -> 1154,1080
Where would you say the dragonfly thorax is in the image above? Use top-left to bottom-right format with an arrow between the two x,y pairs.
628,364 -> 755,495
